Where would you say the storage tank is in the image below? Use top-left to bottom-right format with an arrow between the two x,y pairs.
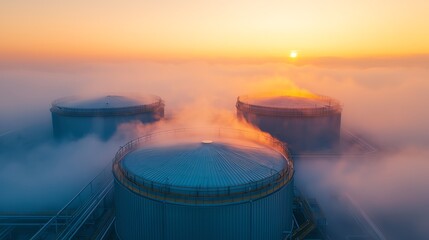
236,94 -> 342,153
50,94 -> 164,140
113,128 -> 294,240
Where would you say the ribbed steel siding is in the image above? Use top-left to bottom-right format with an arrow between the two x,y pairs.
237,110 -> 341,152
251,178 -> 294,240
52,110 -> 163,140
114,179 -> 293,240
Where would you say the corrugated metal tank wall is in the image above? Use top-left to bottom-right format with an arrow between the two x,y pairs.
52,111 -> 163,140
237,110 -> 341,152
114,179 -> 293,240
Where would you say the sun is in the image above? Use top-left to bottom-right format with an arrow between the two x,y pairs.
289,51 -> 298,58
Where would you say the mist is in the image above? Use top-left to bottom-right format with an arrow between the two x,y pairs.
0,59 -> 428,239
0,135 -> 122,212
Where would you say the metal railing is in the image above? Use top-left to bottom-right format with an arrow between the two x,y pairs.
236,95 -> 342,117
112,128 -> 294,205
30,164 -> 113,240
51,98 -> 164,117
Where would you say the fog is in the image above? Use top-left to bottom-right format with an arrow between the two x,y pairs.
0,135 -> 121,212
0,59 -> 428,239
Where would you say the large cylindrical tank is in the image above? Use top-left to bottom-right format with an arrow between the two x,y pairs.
236,95 -> 342,153
113,128 -> 294,240
50,94 -> 164,140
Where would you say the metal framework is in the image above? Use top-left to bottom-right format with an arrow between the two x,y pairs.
30,164 -> 114,240
112,128 -> 294,205
236,95 -> 342,117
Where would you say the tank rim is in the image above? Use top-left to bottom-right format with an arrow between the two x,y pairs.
236,94 -> 342,117
112,127 -> 294,205
50,95 -> 164,117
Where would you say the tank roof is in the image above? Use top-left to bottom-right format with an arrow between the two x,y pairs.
247,96 -> 331,109
122,139 -> 285,188
112,128 -> 294,204
237,94 -> 342,117
53,95 -> 159,108
51,94 -> 164,116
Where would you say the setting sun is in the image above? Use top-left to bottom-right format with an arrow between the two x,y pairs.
290,51 -> 298,59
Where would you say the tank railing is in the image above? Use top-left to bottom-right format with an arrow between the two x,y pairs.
112,128 -> 294,204
118,164 -> 287,196
114,166 -> 291,205
30,164 -> 113,240
236,96 -> 342,117
51,99 -> 165,116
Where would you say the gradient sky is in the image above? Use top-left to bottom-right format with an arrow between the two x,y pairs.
1,0 -> 429,60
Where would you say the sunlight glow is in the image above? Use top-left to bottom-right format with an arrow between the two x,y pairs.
1,0 -> 428,60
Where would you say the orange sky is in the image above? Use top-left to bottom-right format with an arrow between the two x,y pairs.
1,0 -> 429,60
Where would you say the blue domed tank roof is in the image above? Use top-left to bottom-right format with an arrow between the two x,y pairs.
54,95 -> 160,109
121,139 -> 286,188
51,94 -> 164,116
112,128 -> 294,204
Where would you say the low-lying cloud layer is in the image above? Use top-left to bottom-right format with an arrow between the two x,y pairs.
0,59 -> 428,239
